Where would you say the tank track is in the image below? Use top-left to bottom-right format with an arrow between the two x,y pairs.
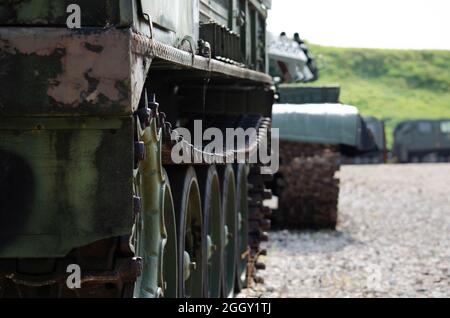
247,167 -> 273,284
271,141 -> 341,230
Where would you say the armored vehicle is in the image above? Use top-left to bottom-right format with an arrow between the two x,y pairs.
269,104 -> 378,229
393,119 -> 450,163
0,0 -> 275,298
268,38 -> 377,229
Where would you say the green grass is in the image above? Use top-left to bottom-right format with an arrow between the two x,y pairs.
296,44 -> 450,147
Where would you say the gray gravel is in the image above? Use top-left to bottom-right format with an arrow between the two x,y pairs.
238,164 -> 450,298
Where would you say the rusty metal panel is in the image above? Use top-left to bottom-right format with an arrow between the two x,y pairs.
0,117 -> 134,258
0,28 -> 137,116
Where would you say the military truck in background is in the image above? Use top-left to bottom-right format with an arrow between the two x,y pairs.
0,0 -> 275,298
393,119 -> 450,163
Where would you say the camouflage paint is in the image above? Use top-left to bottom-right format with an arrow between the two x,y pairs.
0,117 -> 134,258
0,28 -> 143,116
133,118 -> 175,298
0,26 -> 149,258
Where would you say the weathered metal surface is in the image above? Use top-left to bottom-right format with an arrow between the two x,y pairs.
0,0 -> 123,26
1,257 -> 141,288
0,117 -> 134,258
0,27 -> 145,116
0,235 -> 141,297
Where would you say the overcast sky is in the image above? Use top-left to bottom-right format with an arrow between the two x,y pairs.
267,0 -> 450,50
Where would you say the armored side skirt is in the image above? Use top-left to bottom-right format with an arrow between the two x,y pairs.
0,28 -> 141,258
0,117 -> 134,258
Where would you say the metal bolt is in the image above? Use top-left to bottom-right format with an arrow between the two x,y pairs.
136,89 -> 152,128
148,93 -> 159,113
135,107 -> 151,128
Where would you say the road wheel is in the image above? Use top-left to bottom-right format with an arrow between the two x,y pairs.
234,164 -> 250,292
219,165 -> 238,298
197,166 -> 223,298
167,167 -> 204,298
161,171 -> 178,298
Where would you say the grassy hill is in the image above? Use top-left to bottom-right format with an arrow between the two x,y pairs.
295,44 -> 450,148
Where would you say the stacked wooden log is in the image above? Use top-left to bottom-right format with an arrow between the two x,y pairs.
271,140 -> 341,229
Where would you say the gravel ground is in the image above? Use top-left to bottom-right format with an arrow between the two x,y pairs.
238,164 -> 450,298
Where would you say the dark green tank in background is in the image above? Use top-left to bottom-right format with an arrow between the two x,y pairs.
393,119 -> 450,163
